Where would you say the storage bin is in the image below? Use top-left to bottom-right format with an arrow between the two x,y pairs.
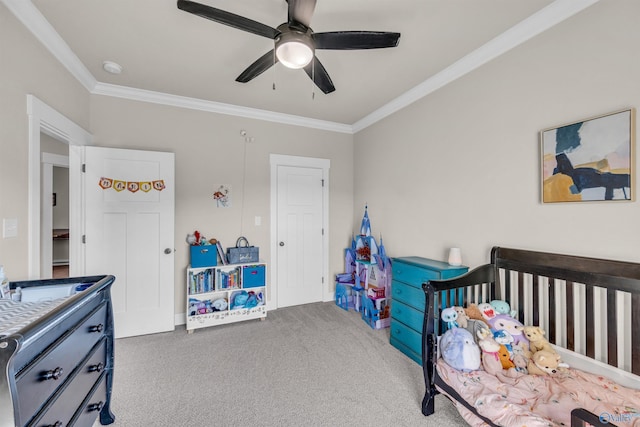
190,245 -> 217,268
242,265 -> 265,288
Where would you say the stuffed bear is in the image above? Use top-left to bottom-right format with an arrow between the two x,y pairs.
453,306 -> 469,328
465,303 -> 489,326
527,350 -> 561,375
510,344 -> 529,374
440,327 -> 481,372
516,325 -> 555,355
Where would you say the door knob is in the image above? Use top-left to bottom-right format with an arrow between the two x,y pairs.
279,242 -> 285,246
164,248 -> 173,254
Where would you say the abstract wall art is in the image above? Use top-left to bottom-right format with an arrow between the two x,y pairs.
541,108 -> 635,203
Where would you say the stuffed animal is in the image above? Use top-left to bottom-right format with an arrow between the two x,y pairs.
490,299 -> 517,318
212,298 -> 228,311
477,302 -> 497,322
510,344 -> 529,374
498,344 -> 515,369
440,327 -> 481,372
465,304 -> 489,326
441,307 -> 459,330
476,328 -> 503,375
464,319 -> 487,345
493,329 -> 514,353
527,350 -> 561,375
453,306 -> 468,328
517,325 -> 555,355
488,314 -> 529,347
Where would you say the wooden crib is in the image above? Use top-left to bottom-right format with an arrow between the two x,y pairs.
421,247 -> 640,426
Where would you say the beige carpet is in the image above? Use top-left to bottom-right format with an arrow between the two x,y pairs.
99,301 -> 468,426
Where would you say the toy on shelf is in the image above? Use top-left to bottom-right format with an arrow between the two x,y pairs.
335,205 -> 392,329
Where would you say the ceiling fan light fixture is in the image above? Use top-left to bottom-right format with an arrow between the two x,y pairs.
275,31 -> 314,69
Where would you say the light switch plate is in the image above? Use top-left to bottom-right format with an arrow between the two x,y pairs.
3,218 -> 18,238
254,216 -> 261,226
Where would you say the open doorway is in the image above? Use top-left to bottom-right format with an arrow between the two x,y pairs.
27,95 -> 91,280
41,133 -> 70,279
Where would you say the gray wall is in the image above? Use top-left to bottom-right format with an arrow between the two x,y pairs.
0,4 -> 90,276
89,96 -> 353,313
353,0 -> 640,268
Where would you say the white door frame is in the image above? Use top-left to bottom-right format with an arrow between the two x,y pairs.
270,154 -> 330,309
27,95 -> 92,278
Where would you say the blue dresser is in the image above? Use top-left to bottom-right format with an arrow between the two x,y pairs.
390,257 -> 468,364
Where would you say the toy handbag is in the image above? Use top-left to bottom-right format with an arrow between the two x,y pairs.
226,236 -> 259,264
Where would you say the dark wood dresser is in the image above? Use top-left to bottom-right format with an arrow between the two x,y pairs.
0,275 -> 116,427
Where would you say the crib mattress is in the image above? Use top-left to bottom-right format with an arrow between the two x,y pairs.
436,358 -> 640,426
0,298 -> 68,338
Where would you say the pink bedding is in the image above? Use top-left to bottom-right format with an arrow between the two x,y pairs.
436,358 -> 640,426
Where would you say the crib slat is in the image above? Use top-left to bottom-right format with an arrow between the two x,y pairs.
566,281 -> 575,352
548,278 -> 556,344
586,286 -> 595,359
518,272 -> 525,323
532,274 -> 540,326
606,289 -> 617,368
504,271 -> 511,303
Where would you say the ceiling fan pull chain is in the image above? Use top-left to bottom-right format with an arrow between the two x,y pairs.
272,49 -> 277,91
311,57 -> 315,100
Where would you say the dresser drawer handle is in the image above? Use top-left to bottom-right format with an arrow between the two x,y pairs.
42,367 -> 63,381
89,362 -> 105,373
88,401 -> 104,412
89,323 -> 104,333
44,421 -> 62,427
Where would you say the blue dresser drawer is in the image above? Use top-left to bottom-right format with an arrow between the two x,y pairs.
390,319 -> 422,358
391,280 -> 425,311
390,300 -> 423,332
389,257 -> 468,365
392,262 -> 439,289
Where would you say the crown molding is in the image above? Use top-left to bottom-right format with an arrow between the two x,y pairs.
352,0 -> 600,133
92,82 -> 353,134
2,0 -> 97,92
5,0 -> 599,134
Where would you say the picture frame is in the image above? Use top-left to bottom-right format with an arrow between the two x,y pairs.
540,108 -> 635,203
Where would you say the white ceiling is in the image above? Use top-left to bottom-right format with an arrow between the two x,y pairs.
5,0 -> 599,132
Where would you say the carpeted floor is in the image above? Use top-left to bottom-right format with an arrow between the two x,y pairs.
98,302 -> 468,426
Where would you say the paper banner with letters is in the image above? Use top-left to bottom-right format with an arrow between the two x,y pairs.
99,177 -> 165,193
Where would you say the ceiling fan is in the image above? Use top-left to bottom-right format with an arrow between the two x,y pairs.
177,0 -> 401,94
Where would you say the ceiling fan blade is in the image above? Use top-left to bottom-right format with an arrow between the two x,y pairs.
236,50 -> 278,83
288,0 -> 317,27
314,31 -> 401,50
303,57 -> 335,94
177,0 -> 278,39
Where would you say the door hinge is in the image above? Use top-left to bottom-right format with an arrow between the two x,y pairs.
321,228 -> 324,235
321,179 -> 324,187
81,164 -> 86,173
82,235 -> 86,244
322,276 -> 324,284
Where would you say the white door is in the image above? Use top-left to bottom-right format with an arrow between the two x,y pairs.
83,146 -> 175,338
276,165 -> 324,307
